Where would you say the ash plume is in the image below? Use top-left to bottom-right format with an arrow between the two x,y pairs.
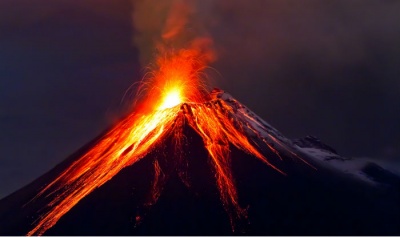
131,0 -> 215,66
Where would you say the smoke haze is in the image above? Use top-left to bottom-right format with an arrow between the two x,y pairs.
201,1 -> 400,159
131,0 -> 214,65
0,0 -> 399,199
131,0 -> 400,159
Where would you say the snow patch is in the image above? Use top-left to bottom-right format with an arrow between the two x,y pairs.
295,146 -> 377,184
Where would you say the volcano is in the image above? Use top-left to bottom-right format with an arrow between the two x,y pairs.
0,39 -> 399,235
0,89 -> 399,236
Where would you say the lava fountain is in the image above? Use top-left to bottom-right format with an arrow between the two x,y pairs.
27,40 -> 312,235
27,3 -> 312,235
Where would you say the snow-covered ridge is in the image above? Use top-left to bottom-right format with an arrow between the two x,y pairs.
296,143 -> 400,187
212,89 -> 400,188
294,136 -> 400,187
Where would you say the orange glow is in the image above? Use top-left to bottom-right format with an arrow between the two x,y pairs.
159,88 -> 182,109
26,41 -> 213,236
26,35 -> 310,237
24,1 -> 314,235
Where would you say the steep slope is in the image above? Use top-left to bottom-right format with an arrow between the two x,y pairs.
0,90 -> 399,235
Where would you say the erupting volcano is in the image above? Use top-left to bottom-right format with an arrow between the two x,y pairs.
1,2 -> 400,235
1,43 -> 400,234
22,40 -> 316,236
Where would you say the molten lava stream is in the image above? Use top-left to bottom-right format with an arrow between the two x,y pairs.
28,45 -> 212,236
28,96 -> 291,235
26,43 -> 308,235
28,106 -> 181,236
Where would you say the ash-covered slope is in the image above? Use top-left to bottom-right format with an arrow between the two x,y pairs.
1,89 -> 399,235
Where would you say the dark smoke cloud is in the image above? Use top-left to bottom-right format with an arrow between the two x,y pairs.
196,0 -> 400,159
131,0 -> 214,66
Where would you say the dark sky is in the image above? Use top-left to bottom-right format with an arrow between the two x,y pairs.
1,0 -> 399,198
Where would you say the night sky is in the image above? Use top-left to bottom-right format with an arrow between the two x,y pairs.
1,0 -> 399,198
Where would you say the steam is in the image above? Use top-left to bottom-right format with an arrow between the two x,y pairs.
131,0 -> 214,66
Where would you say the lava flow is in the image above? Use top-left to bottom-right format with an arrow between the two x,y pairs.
26,41 -> 310,236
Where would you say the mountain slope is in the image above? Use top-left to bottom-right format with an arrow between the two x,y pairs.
0,90 -> 399,235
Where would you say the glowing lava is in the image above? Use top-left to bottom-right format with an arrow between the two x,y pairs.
26,43 -> 310,236
160,88 -> 182,109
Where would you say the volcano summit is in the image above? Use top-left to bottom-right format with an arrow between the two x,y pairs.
0,89 -> 399,235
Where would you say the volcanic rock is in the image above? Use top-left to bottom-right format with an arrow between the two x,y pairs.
0,90 -> 399,235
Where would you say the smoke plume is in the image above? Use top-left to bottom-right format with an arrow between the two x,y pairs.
131,0 -> 214,66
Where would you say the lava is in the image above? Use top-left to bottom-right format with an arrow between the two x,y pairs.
26,41 -> 309,236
